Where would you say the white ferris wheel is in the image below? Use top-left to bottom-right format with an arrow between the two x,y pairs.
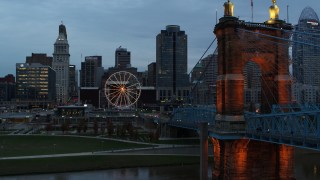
104,71 -> 141,109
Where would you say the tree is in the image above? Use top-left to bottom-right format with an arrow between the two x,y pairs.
116,125 -> 121,137
100,123 -> 106,135
107,120 -> 114,136
120,124 -> 126,137
45,123 -> 53,134
77,125 -> 81,133
83,122 -> 88,133
61,122 -> 70,134
133,129 -> 139,140
126,122 -> 134,138
93,120 -> 99,135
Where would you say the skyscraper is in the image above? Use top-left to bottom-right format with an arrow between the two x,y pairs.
156,25 -> 189,102
115,47 -> 131,69
16,63 -> 56,108
147,62 -> 156,87
190,54 -> 218,105
293,7 -> 320,85
69,65 -> 78,101
0,74 -> 15,102
26,53 -> 53,67
80,56 -> 103,88
292,7 -> 320,103
52,23 -> 70,104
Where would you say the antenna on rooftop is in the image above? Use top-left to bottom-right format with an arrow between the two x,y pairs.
216,9 -> 218,24
251,0 -> 253,22
287,5 -> 289,23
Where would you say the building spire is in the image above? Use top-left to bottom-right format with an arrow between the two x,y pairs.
59,23 -> 67,39
224,0 -> 234,17
267,0 -> 280,24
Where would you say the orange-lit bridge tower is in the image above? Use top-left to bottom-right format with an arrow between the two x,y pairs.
210,0 -> 294,179
215,0 -> 291,125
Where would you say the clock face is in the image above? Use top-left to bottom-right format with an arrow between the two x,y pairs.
20,64 -> 24,67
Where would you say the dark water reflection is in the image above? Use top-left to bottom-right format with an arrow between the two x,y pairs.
295,148 -> 320,180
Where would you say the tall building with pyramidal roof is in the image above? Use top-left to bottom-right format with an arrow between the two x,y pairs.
52,23 -> 70,104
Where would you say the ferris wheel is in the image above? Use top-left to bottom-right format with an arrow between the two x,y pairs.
104,71 -> 141,109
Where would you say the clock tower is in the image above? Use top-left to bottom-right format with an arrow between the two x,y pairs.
52,23 -> 70,104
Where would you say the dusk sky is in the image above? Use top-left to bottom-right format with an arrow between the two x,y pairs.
0,0 -> 319,77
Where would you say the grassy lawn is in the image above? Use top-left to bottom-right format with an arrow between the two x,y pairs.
0,135 -> 153,157
0,155 -> 202,176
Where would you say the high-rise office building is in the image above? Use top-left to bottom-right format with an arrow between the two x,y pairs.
293,7 -> 320,85
16,63 -> 56,108
0,74 -> 15,102
52,23 -> 70,104
115,47 -> 131,69
190,54 -> 218,105
26,53 -> 53,67
292,7 -> 320,103
156,25 -> 189,102
147,62 -> 156,87
243,61 -> 261,110
69,65 -> 78,100
80,56 -> 104,88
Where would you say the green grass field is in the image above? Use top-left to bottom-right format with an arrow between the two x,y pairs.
0,135 -> 206,176
0,135 -> 152,157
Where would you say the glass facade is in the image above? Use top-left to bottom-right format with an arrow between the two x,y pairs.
80,56 -> 103,88
190,54 -> 218,105
16,63 -> 56,101
293,7 -> 320,86
156,25 -> 189,101
115,47 -> 131,69
292,7 -> 320,103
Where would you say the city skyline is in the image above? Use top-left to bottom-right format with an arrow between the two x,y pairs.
0,0 -> 319,77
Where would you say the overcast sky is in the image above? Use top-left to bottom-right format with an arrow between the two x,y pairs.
0,0 -> 319,77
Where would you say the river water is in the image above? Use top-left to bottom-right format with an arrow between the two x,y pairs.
1,148 -> 320,180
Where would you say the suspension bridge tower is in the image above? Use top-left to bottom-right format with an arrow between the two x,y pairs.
215,0 -> 292,126
211,0 -> 294,179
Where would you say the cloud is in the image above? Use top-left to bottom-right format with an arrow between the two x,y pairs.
0,0 -> 319,77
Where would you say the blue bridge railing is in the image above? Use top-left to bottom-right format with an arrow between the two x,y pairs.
168,104 -> 320,150
245,110 -> 320,150
169,106 -> 216,130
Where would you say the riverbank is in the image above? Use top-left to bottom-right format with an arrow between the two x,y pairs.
0,154 -> 203,176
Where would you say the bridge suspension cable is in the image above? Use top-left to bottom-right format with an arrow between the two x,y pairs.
237,28 -> 320,48
187,38 -> 217,104
189,37 -> 216,76
236,27 -> 320,113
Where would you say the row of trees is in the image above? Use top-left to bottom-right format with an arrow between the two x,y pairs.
45,119 -> 160,142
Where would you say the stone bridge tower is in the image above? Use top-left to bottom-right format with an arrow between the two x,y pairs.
211,1 -> 294,179
214,0 -> 292,125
